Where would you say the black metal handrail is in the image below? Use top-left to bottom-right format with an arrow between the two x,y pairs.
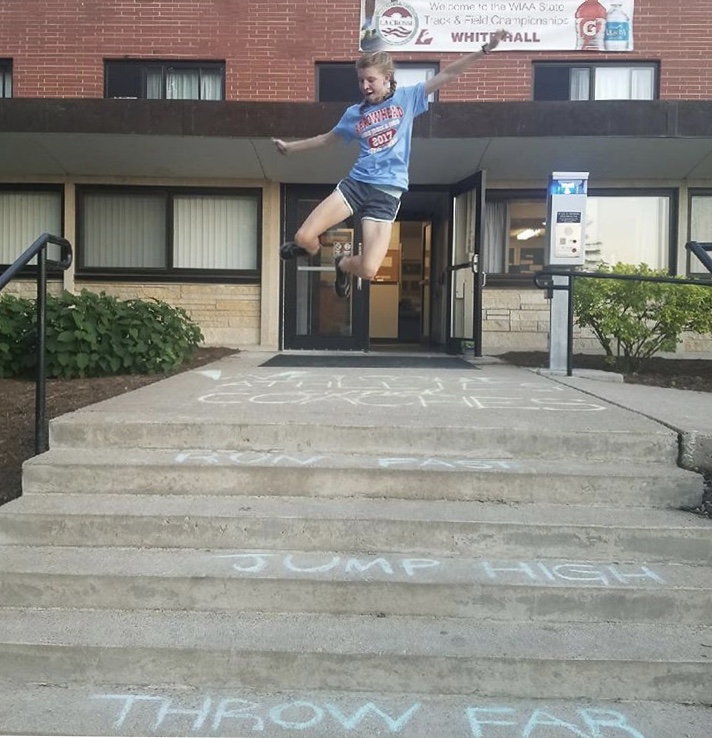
533,241 -> 712,377
0,233 -> 73,454
688,240 -> 712,274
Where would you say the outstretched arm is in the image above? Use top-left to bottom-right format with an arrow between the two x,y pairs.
272,130 -> 340,155
424,29 -> 506,96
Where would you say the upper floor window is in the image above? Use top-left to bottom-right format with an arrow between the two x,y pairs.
105,61 -> 224,100
317,62 -> 437,103
1,60 -> 11,98
533,62 -> 658,101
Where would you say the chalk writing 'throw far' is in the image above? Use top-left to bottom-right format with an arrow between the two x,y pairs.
92,694 -> 651,737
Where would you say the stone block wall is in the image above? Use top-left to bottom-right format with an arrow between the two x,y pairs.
483,289 -> 553,352
4,280 -> 710,355
78,282 -> 260,348
482,288 -> 712,355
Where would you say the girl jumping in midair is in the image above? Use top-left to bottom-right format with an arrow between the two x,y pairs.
273,30 -> 506,299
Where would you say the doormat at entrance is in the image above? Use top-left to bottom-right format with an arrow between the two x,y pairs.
261,355 -> 478,370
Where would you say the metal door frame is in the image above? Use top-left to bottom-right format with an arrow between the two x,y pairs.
281,184 -> 369,351
446,170 -> 486,356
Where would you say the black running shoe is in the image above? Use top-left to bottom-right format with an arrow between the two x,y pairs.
280,241 -> 310,260
334,255 -> 351,299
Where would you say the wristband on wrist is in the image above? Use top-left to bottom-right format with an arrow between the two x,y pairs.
481,43 -> 489,54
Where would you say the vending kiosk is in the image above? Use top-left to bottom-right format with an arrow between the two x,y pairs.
546,172 -> 589,372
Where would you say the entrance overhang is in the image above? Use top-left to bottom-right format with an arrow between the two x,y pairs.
2,98 -> 712,182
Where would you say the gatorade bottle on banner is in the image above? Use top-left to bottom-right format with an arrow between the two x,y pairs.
604,3 -> 631,51
575,0 -> 607,51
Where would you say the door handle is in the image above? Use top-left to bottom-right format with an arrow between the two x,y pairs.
356,241 -> 362,292
471,253 -> 486,287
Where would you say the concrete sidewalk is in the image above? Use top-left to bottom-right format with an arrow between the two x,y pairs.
52,350 -> 712,475
544,365 -> 712,475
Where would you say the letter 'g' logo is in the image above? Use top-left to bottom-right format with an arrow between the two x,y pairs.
582,19 -> 600,37
377,3 -> 419,46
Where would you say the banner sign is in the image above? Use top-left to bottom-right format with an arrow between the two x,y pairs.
359,0 -> 635,52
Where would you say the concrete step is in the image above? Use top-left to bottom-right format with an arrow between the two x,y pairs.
1,545 -> 710,624
1,683 -> 711,737
2,495 -> 710,564
21,447 -> 703,508
48,416 -> 681,465
0,608 -> 709,702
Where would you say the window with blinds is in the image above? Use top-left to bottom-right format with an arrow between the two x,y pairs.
0,188 -> 63,266
81,192 -> 166,269
105,61 -> 224,100
533,62 -> 658,101
77,187 -> 261,279
173,195 -> 258,271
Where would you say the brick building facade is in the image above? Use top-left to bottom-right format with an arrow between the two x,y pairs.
3,1 -> 712,101
2,0 -> 712,354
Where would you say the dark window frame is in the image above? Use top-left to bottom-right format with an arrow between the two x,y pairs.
104,59 -> 226,100
316,61 -> 439,103
75,185 -> 262,284
532,60 -> 660,101
484,186 -> 678,285
0,59 -> 12,98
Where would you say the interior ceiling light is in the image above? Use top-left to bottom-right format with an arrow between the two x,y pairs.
516,227 -> 544,241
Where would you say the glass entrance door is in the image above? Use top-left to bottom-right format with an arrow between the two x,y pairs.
447,171 -> 486,355
282,186 -> 369,350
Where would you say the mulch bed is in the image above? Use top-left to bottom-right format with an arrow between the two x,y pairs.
0,346 -> 236,507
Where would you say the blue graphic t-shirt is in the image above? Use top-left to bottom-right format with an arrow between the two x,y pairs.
332,82 -> 429,191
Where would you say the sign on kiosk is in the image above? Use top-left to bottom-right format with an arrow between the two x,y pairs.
546,172 -> 589,266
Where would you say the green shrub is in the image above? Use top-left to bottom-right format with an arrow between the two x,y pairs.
573,262 -> 712,373
0,294 -> 36,378
0,289 -> 204,379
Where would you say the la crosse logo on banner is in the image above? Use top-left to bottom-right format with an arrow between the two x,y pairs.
377,2 -> 419,46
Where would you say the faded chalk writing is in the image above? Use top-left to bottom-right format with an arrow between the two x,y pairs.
195,372 -> 605,412
91,694 -> 651,736
211,553 -> 665,588
93,694 -> 421,733
481,561 -> 665,587
466,707 -> 647,738
216,553 -> 441,577
377,458 -> 515,470
174,450 -> 519,471
175,451 -> 328,466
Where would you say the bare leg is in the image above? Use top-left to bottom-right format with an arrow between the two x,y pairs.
338,219 -> 392,280
292,191 -> 352,256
